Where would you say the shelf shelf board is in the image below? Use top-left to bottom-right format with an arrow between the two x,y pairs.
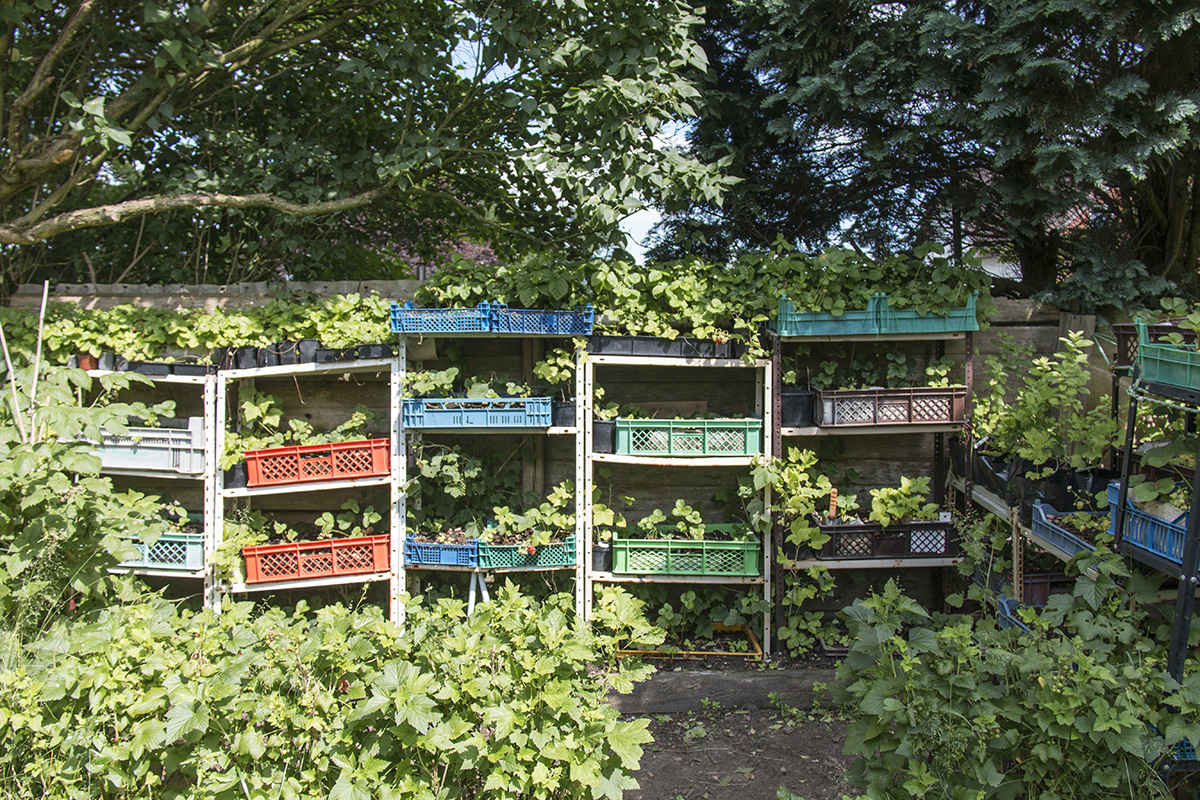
590,453 -> 759,467
404,564 -> 577,573
404,426 -> 561,435
226,570 -> 392,593
788,557 -> 961,570
108,567 -> 206,579
782,422 -> 962,437
221,474 -> 392,498
86,370 -> 208,385
590,571 -> 764,585
588,354 -> 770,368
103,469 -> 206,481
547,426 -> 578,435
221,358 -> 394,379
778,332 -> 966,343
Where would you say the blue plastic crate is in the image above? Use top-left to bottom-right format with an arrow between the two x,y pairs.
996,595 -> 1033,635
402,397 -> 553,429
490,304 -> 594,335
404,535 -> 478,567
1108,482 -> 1188,565
118,532 -> 204,571
1031,501 -> 1098,559
390,302 -> 491,334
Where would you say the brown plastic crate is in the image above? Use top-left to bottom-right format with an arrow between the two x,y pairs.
813,386 -> 967,427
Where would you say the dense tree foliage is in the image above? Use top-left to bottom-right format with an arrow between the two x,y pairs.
652,0 -> 1200,311
0,0 -> 731,288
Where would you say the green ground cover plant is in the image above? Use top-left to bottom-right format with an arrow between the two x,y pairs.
0,585 -> 664,800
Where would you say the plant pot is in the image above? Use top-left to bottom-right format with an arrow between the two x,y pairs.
315,347 -> 352,363
130,360 -> 170,376
172,362 -> 210,376
77,353 -> 99,371
297,339 -> 319,363
98,352 -> 116,371
356,343 -> 393,359
593,420 -> 616,453
592,541 -> 613,572
275,340 -> 299,365
114,355 -> 129,371
781,386 -> 814,428
587,335 -> 633,355
552,399 -> 577,427
630,336 -> 679,357
211,347 -> 234,370
256,346 -> 279,368
677,337 -> 718,358
234,346 -> 258,370
224,463 -> 248,489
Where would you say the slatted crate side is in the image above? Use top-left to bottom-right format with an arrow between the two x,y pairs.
243,534 -> 390,583
244,438 -> 390,487
813,386 -> 967,427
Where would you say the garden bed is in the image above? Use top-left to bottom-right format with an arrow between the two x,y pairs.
242,534 -> 390,583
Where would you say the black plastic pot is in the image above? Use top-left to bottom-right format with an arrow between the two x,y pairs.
297,339 -> 319,363
587,335 -> 633,355
315,347 -> 351,363
593,420 -> 616,453
114,355 -> 129,371
274,340 -> 299,365
630,336 -> 678,357
256,346 -> 280,368
234,346 -> 258,370
98,352 -> 116,372
592,542 -> 613,572
130,360 -> 170,376
552,399 -> 577,427
210,347 -> 234,370
781,386 -> 815,428
172,362 -> 210,376
677,337 -> 718,358
356,343 -> 393,359
224,463 -> 248,489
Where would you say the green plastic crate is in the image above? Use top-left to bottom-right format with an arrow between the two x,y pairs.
478,534 -> 576,570
614,418 -> 762,456
770,294 -> 883,337
879,291 -> 979,333
611,536 -> 761,576
1136,319 -> 1200,393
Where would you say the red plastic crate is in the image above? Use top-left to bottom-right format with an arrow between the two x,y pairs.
243,438 -> 390,487
242,534 -> 390,583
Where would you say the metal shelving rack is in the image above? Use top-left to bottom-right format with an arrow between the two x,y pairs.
579,352 -> 774,653
212,355 -> 407,622
92,371 -> 219,603
397,334 -> 587,617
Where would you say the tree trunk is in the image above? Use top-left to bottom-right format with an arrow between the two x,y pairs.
1015,229 -> 1060,296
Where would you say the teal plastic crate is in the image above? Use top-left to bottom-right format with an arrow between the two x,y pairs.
770,294 -> 884,337
1136,319 -> 1200,393
879,291 -> 979,333
478,534 -> 576,569
118,532 -> 204,571
614,418 -> 762,456
97,417 -> 205,474
402,397 -> 552,429
612,536 -> 760,576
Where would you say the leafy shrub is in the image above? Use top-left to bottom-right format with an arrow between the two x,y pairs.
833,549 -> 1200,799
0,585 -> 663,799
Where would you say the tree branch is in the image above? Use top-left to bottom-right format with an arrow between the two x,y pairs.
0,186 -> 392,245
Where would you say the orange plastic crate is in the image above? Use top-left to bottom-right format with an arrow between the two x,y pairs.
242,534 -> 390,583
244,438 -> 390,487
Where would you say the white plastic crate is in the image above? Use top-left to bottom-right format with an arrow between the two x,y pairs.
97,417 -> 205,475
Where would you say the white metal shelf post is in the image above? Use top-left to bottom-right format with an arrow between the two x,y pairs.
575,345 -> 588,619
201,373 -> 219,609
390,341 -> 406,623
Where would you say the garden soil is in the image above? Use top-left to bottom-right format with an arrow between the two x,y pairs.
614,653 -> 857,799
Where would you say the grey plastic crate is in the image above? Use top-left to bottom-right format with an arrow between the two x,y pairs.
97,417 -> 205,475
